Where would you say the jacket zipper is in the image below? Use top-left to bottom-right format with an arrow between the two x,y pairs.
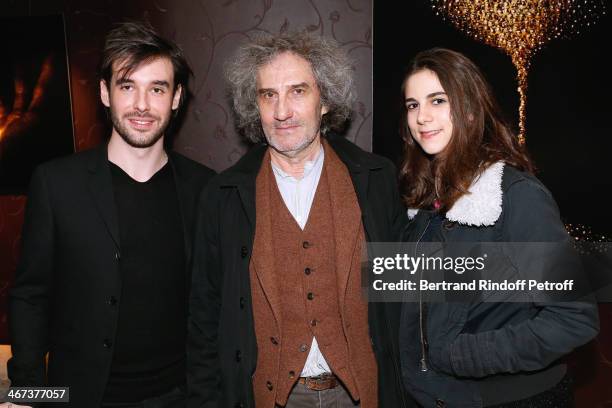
416,217 -> 432,372
385,303 -> 410,407
371,220 -> 410,407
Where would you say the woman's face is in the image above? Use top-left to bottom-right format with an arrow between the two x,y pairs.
404,69 -> 453,155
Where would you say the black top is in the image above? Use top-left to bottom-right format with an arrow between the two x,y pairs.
104,161 -> 186,403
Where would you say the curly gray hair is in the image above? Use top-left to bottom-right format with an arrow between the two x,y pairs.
225,31 -> 355,143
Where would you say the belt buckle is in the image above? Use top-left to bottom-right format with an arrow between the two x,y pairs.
303,373 -> 337,391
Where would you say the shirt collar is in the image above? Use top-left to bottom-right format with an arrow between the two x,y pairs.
271,145 -> 325,181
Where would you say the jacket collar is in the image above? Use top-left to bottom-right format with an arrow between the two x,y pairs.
326,133 -> 386,173
217,134 -> 385,236
219,133 -> 386,187
218,143 -> 267,187
87,146 -> 120,248
408,161 -> 505,227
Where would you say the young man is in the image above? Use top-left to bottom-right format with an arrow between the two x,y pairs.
8,22 -> 215,407
188,32 -> 411,408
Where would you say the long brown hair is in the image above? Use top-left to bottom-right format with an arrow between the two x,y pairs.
399,48 -> 534,212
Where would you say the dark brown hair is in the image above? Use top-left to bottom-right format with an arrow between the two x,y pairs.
399,48 -> 534,211
99,21 -> 192,109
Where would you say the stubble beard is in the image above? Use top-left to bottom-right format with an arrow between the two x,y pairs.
265,119 -> 322,159
110,109 -> 169,149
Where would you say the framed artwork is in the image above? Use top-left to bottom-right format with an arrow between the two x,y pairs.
0,14 -> 75,195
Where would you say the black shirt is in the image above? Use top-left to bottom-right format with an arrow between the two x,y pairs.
103,161 -> 186,403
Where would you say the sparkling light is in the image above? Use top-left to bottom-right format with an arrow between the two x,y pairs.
566,223 -> 610,254
431,0 -> 606,144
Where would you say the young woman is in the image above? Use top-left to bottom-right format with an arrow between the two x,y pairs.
397,48 -> 599,407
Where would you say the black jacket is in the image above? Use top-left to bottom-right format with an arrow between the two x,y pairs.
187,135 -> 413,408
399,163 -> 599,407
8,146 -> 215,407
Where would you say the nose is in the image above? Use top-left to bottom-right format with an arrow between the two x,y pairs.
416,105 -> 432,125
133,89 -> 150,113
274,94 -> 293,121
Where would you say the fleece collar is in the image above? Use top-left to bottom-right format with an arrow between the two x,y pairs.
407,161 -> 505,227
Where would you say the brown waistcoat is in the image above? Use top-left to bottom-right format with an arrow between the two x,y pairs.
249,141 -> 378,407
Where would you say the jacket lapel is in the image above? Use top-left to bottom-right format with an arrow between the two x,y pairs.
327,135 -> 383,243
168,153 -> 194,263
88,146 -> 120,249
237,182 -> 256,230
251,150 -> 282,324
324,142 -> 363,308
351,168 -> 379,241
220,145 -> 268,230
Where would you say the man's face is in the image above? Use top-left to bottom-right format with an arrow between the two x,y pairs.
256,52 -> 328,157
100,57 -> 181,148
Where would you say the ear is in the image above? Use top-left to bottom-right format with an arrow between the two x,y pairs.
321,104 -> 329,116
100,80 -> 110,108
172,84 -> 182,111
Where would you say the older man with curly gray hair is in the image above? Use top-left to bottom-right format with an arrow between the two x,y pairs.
188,31 -> 410,408
226,32 -> 355,144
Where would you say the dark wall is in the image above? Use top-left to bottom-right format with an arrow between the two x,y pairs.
0,0 -> 372,341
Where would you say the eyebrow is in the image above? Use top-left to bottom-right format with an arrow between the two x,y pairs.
405,91 -> 447,103
114,78 -> 170,87
151,80 -> 170,87
115,78 -> 133,85
290,82 -> 310,90
258,82 -> 311,94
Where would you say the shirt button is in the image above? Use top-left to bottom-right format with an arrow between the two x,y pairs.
288,371 -> 295,379
239,297 -> 245,309
302,241 -> 311,249
304,267 -> 311,275
240,246 -> 248,258
436,399 -> 446,408
235,350 -> 242,362
103,339 -> 112,348
307,292 -> 314,300
299,344 -> 308,352
107,296 -> 117,306
114,251 -> 121,261
266,381 -> 273,391
310,319 -> 317,327
270,337 -> 279,345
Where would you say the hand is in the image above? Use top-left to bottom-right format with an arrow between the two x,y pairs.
0,403 -> 33,408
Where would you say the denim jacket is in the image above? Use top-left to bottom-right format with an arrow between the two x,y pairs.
399,163 -> 599,407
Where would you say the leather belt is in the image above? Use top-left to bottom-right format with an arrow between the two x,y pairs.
298,373 -> 338,391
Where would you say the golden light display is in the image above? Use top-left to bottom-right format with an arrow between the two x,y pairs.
430,0 -> 606,144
